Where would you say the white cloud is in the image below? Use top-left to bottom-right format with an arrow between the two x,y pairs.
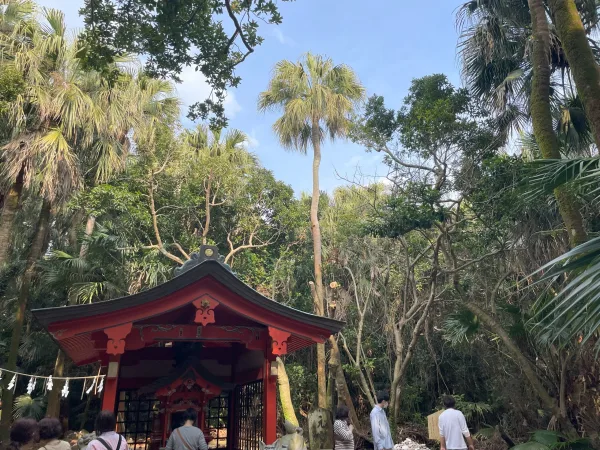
246,131 -> 260,148
240,129 -> 260,149
272,27 -> 295,46
176,66 -> 242,121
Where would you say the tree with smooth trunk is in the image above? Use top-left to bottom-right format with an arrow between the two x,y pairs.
549,0 -> 600,148
258,53 -> 364,408
527,0 -> 587,246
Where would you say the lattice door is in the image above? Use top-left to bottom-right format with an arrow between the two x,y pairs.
116,391 -> 160,450
233,381 -> 263,450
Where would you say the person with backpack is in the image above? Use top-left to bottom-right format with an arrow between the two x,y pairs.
165,409 -> 207,450
86,411 -> 128,450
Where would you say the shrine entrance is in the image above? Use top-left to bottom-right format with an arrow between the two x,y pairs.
33,246 -> 344,450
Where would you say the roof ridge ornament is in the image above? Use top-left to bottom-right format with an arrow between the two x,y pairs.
174,245 -> 233,276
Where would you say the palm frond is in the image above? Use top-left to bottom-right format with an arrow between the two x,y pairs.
527,157 -> 600,199
443,309 -> 481,344
13,394 -> 46,420
530,236 -> 600,347
258,52 -> 364,154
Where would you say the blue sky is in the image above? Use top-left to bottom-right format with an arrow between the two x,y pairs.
37,0 -> 463,195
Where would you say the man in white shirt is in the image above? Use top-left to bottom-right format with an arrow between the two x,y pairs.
438,396 -> 474,450
370,391 -> 394,450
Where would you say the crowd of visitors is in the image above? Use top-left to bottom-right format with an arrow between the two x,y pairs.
7,412 -> 129,450
7,394 -> 472,450
7,408 -> 208,450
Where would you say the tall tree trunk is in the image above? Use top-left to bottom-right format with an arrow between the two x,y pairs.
464,302 -> 576,434
46,350 -> 65,418
310,116 -> 327,409
0,199 -> 51,442
549,0 -> 600,148
0,168 -> 24,267
276,357 -> 299,427
528,0 -> 587,246
328,337 -> 360,430
78,215 -> 96,258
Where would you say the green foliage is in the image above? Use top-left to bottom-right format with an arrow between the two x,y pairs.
258,53 -> 365,152
12,395 -> 46,420
79,0 -> 294,128
530,236 -> 600,347
366,183 -> 444,237
0,64 -> 25,118
513,430 -> 593,450
452,394 -> 493,424
443,309 -> 480,345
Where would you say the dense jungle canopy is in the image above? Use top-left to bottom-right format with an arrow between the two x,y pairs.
1,0 -> 600,449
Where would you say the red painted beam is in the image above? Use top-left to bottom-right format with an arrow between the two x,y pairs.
125,324 -> 267,351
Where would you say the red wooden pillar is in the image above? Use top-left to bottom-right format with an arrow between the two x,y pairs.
101,323 -> 131,413
263,357 -> 277,445
101,355 -> 121,412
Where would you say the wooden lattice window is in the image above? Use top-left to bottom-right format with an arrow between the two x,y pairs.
116,391 -> 160,450
205,393 -> 229,449
234,381 -> 263,450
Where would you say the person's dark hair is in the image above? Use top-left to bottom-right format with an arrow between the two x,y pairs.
9,418 -> 39,450
335,405 -> 350,420
443,396 -> 456,409
39,417 -> 63,440
182,408 -> 197,424
376,391 -> 390,404
95,410 -> 117,435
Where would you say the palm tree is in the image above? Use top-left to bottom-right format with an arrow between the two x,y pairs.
258,53 -> 364,408
44,73 -> 179,418
457,0 -> 598,143
0,5 -> 177,428
0,6 -> 137,266
548,0 -> 600,147
527,0 -> 587,247
0,0 -> 36,267
459,0 -> 589,247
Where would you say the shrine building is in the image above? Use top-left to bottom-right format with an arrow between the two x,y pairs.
32,246 -> 344,450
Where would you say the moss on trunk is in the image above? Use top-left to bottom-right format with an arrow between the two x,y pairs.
550,0 -> 600,148
529,0 -> 587,246
276,357 -> 299,427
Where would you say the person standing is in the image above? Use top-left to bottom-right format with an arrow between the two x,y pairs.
38,418 -> 70,450
333,406 -> 354,450
439,396 -> 474,450
370,391 -> 393,450
86,411 -> 128,450
165,409 -> 208,450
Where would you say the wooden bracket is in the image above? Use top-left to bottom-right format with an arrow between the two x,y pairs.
268,327 -> 291,356
104,323 -> 133,355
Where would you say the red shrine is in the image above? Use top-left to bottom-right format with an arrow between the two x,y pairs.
32,246 -> 344,450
